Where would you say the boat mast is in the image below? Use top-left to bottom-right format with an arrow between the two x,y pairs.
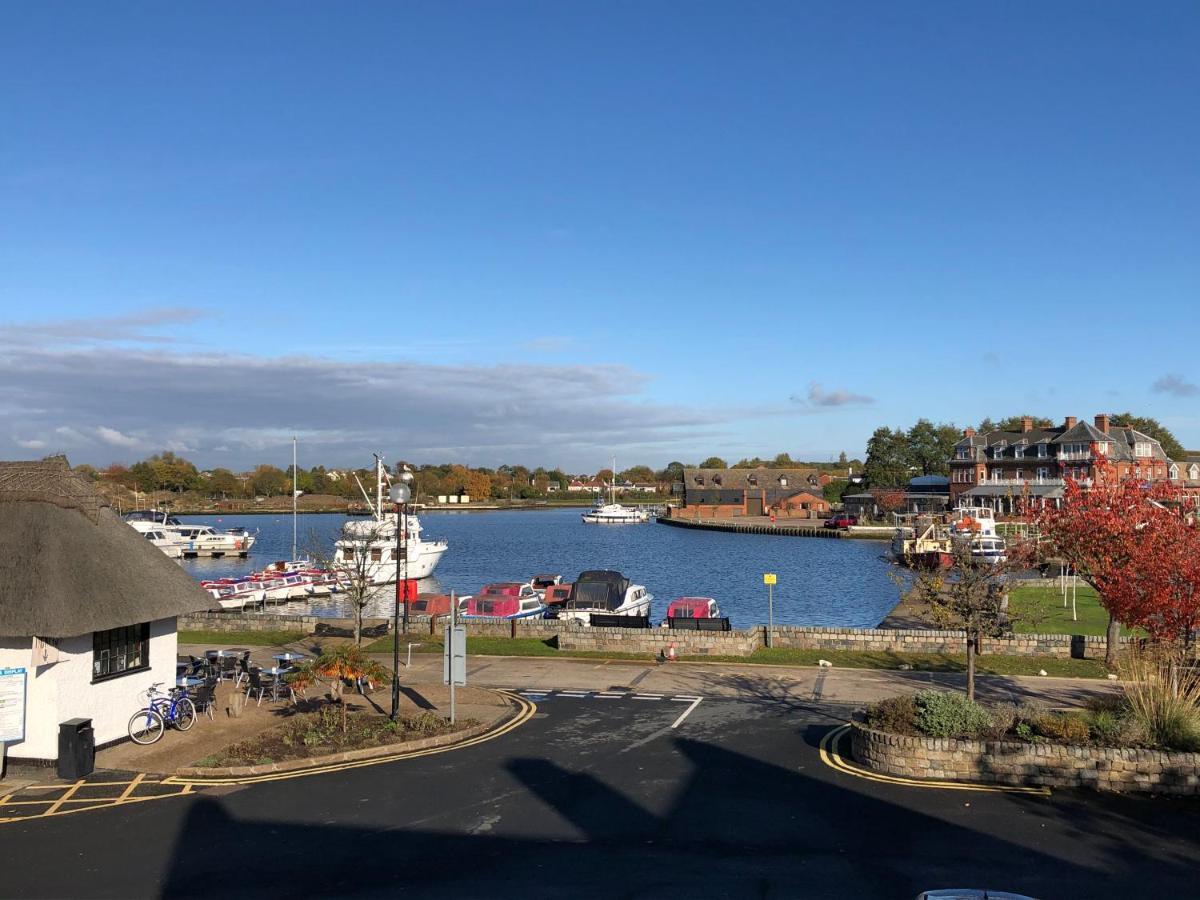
611,455 -> 617,505
374,453 -> 384,519
291,436 -> 298,561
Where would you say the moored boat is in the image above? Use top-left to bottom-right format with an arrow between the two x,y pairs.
461,582 -> 546,620
557,570 -> 652,625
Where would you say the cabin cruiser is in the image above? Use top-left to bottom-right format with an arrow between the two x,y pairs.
890,516 -> 953,569
462,582 -> 547,620
333,456 -> 448,585
580,457 -> 650,524
949,506 -> 998,537
123,510 -> 257,556
581,503 -> 650,524
557,570 -> 652,625
200,579 -> 267,610
127,520 -> 186,558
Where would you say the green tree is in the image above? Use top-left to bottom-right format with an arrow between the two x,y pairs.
699,456 -> 728,469
863,427 -> 910,488
205,468 -> 241,498
772,452 -> 793,467
619,465 -> 656,484
250,464 -> 289,497
657,461 -> 686,483
823,480 -> 853,503
1112,412 -> 1186,460
837,451 -> 848,466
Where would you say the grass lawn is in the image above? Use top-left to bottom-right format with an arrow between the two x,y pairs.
1007,583 -> 1129,637
178,629 -> 308,647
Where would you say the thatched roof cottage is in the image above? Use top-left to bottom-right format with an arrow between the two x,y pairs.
0,458 -> 214,768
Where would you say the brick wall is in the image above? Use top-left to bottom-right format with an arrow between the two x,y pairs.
556,626 -> 760,657
851,722 -> 1200,794
768,626 -> 1120,659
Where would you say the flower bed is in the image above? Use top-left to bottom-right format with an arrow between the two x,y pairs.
193,708 -> 477,769
856,690 -> 1200,794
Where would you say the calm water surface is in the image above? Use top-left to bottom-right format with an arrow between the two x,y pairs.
178,509 -> 901,628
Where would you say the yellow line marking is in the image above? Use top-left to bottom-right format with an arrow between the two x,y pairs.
818,726 -> 1051,796
167,692 -> 538,786
116,772 -> 145,803
42,780 -> 85,816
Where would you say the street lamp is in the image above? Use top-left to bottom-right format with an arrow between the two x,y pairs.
388,469 -> 414,720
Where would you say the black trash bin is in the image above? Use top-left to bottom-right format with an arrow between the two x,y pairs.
57,718 -> 94,779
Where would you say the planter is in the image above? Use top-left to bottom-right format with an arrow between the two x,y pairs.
850,721 -> 1200,795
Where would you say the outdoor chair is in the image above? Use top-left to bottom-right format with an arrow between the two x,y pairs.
218,655 -> 238,683
245,668 -> 268,706
235,656 -> 252,688
193,678 -> 218,721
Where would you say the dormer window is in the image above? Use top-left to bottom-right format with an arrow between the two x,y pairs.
779,476 -> 788,487
1170,464 -> 1180,480
694,475 -> 704,486
1190,464 -> 1200,481
746,474 -> 757,487
956,448 -> 970,460
1037,443 -> 1048,458
712,474 -> 722,486
1134,442 -> 1152,458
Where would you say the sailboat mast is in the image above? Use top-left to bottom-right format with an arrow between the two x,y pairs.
291,436 -> 298,561
611,455 -> 616,505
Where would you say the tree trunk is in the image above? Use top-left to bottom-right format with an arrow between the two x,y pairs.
1105,613 -> 1120,669
354,601 -> 363,646
965,635 -> 976,702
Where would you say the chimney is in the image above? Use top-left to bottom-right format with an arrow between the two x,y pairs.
1065,416 -> 1077,430
1095,413 -> 1111,434
964,427 -> 976,438
1022,416 -> 1033,433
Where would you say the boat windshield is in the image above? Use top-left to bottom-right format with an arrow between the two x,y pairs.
481,583 -> 522,596
567,572 -> 629,610
469,597 -> 519,617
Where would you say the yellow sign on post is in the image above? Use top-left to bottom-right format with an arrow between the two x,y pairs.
763,573 -> 777,585
763,574 -> 777,646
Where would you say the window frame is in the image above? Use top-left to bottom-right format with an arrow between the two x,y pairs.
92,622 -> 151,684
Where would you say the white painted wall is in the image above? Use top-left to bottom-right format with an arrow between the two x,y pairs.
0,617 -> 178,765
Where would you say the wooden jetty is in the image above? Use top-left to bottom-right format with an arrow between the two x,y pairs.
655,516 -> 845,538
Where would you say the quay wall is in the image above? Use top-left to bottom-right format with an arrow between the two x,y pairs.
851,722 -> 1200,794
179,611 -> 1116,659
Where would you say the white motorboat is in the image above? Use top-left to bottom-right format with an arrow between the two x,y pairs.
556,570 -> 652,625
580,457 -> 649,524
201,580 -> 267,610
333,455 -> 448,585
127,520 -> 186,558
124,510 -> 257,556
461,583 -> 547,620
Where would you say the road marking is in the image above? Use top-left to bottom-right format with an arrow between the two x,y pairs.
631,695 -> 662,701
169,692 -> 538,786
557,691 -> 588,698
818,726 -> 1051,796
43,780 -> 84,816
670,697 -> 703,728
116,773 -> 145,804
670,696 -> 702,702
596,692 -> 625,698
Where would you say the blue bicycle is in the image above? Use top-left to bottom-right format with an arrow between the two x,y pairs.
127,682 -> 197,744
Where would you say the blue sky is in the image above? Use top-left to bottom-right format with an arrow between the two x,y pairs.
2,2 -> 1198,470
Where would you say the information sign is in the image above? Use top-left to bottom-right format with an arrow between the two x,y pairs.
763,573 -> 777,585
0,667 -> 28,743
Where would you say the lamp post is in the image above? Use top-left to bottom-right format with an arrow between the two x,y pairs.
388,470 -> 413,721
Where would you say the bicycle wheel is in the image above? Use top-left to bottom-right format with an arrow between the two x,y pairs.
173,697 -> 197,731
128,708 -> 165,745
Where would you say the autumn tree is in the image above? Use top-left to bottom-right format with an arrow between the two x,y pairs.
1032,474 -> 1200,664
870,488 -> 907,519
699,457 -> 728,469
249,464 -> 290,497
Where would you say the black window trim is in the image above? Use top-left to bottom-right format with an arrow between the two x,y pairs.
91,622 -> 151,684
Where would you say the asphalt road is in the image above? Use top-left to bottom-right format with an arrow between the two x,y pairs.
2,690 -> 1198,899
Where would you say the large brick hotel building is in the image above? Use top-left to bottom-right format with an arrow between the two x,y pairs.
948,414 -> 1192,513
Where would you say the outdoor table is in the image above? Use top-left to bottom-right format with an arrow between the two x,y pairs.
263,666 -> 291,701
273,653 -> 305,666
176,675 -> 205,689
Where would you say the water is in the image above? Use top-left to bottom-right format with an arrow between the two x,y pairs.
178,509 -> 901,628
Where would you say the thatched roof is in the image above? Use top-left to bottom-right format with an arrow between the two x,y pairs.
0,458 -> 216,638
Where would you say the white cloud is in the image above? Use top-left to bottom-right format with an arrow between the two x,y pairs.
15,438 -> 46,450
96,426 -> 142,448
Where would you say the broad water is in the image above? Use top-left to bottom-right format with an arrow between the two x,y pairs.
178,509 -> 901,628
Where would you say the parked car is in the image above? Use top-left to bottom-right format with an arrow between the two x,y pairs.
824,514 -> 858,529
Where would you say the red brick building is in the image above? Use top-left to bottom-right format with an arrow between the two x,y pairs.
949,414 -> 1177,514
674,467 -> 831,520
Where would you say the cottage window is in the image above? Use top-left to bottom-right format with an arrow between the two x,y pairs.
92,622 -> 150,682
779,476 -> 788,487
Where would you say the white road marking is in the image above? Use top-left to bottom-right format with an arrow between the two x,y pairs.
670,697 -> 703,729
670,696 -> 702,702
631,695 -> 663,700
596,693 -> 625,698
557,692 -> 588,698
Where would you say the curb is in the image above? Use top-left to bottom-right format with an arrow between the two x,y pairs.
173,690 -> 523,780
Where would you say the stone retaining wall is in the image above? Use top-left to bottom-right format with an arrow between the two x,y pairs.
850,722 -> 1200,794
179,611 -> 1116,660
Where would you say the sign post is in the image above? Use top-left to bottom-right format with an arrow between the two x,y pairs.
0,667 -> 27,775
444,592 -> 466,724
763,574 -> 777,648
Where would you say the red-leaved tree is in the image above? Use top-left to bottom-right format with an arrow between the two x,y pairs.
1032,470 -> 1200,664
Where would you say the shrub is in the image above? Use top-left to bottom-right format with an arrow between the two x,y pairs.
1032,713 -> 1090,745
913,690 -> 991,739
981,705 -> 1017,741
1086,709 -> 1125,746
866,696 -> 918,735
